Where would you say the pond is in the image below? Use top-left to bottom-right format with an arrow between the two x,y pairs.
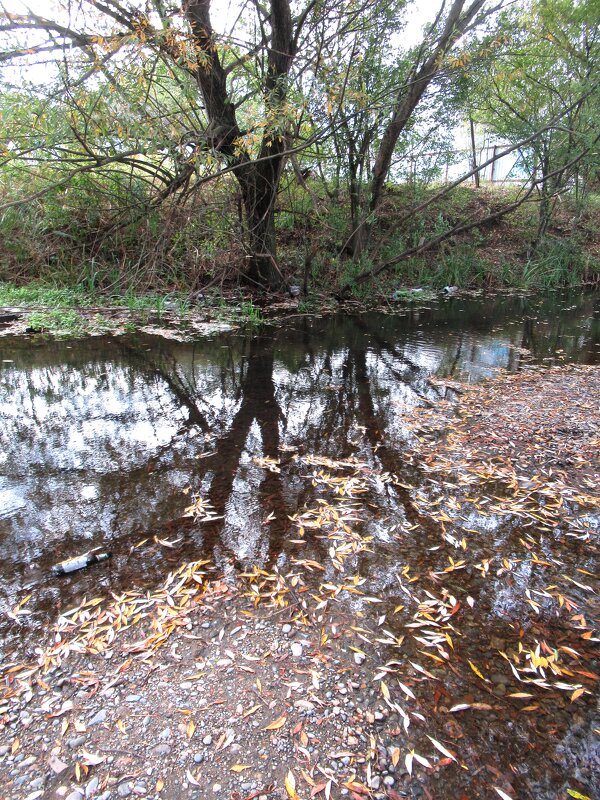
1,289 -> 599,800
0,290 -> 598,656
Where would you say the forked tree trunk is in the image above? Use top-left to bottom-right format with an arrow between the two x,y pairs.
184,0 -> 294,292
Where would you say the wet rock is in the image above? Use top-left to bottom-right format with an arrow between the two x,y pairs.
66,791 -> 84,800
117,781 -> 132,798
85,776 -> 100,797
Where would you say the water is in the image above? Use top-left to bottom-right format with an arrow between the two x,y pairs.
1,289 -> 599,799
0,290 -> 598,650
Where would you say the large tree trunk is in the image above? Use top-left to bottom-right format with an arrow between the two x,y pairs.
238,161 -> 283,289
184,0 -> 294,291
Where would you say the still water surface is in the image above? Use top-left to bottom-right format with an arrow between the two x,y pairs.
0,290 -> 598,655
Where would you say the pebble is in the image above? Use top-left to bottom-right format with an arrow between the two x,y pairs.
282,624 -> 292,634
353,652 -> 366,665
117,782 -> 132,798
202,735 -> 213,745
85,776 -> 100,797
193,753 -> 204,764
125,695 -> 141,703
212,784 -> 222,793
158,728 -> 172,741
66,792 -> 84,800
290,642 -> 303,657
0,745 -> 9,756
67,736 -> 87,749
383,776 -> 395,786
88,709 -> 107,726
151,744 -> 172,757
370,776 -> 381,790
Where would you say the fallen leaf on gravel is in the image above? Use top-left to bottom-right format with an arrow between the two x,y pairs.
80,751 -> 106,766
231,764 -> 251,772
155,778 -> 164,792
284,769 -> 300,799
426,735 -> 457,761
186,769 -> 201,787
186,719 -> 196,739
494,789 -> 514,800
263,714 -> 287,730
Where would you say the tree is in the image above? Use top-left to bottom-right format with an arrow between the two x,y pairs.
469,0 -> 600,253
0,0 -> 321,289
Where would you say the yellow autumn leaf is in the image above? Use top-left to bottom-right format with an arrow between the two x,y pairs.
567,790 -> 592,800
155,778 -> 164,792
468,660 -> 486,681
284,770 -> 300,800
186,719 -> 196,739
231,764 -> 251,773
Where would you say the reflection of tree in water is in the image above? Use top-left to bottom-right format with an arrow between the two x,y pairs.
1,292 -> 598,650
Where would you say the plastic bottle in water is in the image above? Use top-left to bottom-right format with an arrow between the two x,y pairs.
51,551 -> 112,576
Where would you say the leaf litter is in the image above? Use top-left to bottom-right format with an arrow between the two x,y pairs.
1,365 -> 598,800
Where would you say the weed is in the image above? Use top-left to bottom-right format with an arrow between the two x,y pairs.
26,309 -> 86,336
240,299 -> 265,325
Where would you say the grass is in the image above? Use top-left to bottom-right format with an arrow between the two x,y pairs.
25,309 -> 119,337
0,282 -> 94,308
1,182 -> 598,308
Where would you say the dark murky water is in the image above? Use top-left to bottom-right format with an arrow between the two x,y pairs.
0,290 -> 598,651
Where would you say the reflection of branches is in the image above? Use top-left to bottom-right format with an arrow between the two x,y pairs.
191,334 -> 290,560
121,340 -> 212,432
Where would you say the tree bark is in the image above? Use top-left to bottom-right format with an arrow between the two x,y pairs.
183,0 -> 295,290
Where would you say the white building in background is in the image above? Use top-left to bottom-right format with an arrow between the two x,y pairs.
398,121 -> 530,186
449,121 -> 530,184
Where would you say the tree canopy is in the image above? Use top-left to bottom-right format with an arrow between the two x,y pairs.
0,0 -> 598,292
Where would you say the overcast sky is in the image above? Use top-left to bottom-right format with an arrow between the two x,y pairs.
1,0 -> 435,87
